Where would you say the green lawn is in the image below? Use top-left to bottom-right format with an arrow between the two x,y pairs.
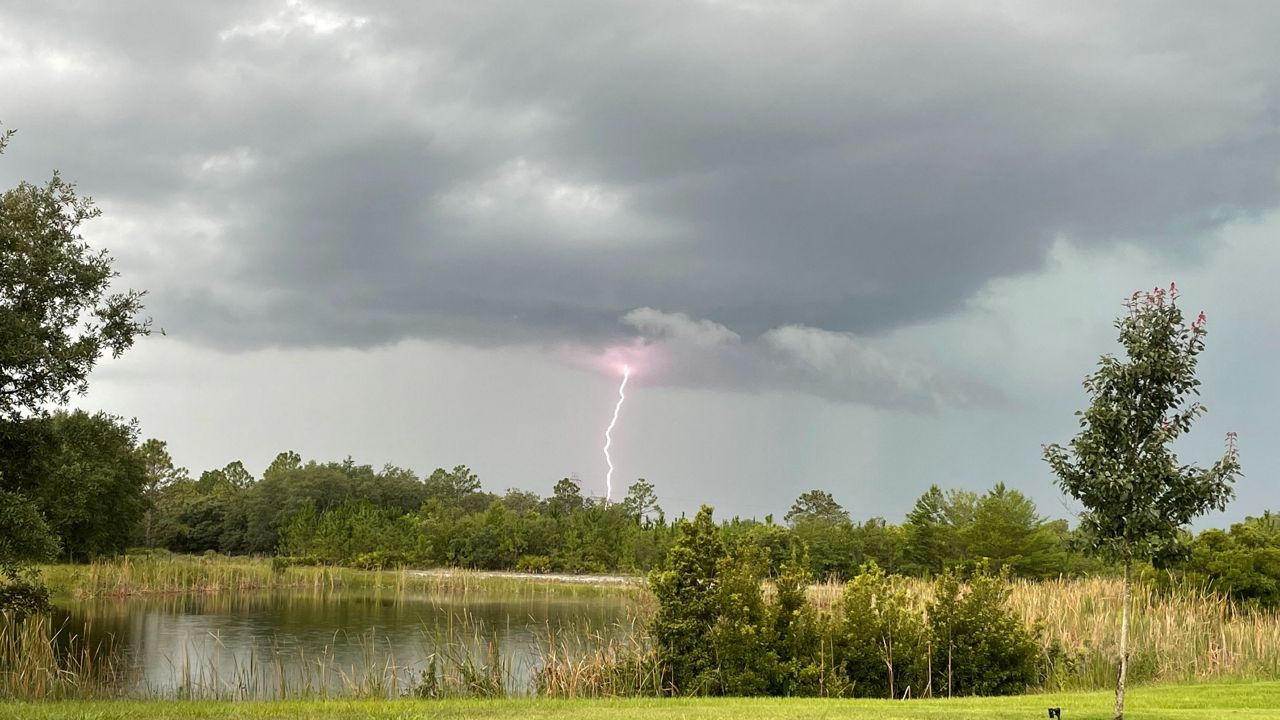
4,682 -> 1279,720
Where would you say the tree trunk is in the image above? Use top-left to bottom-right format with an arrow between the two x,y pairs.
1115,559 -> 1131,720
884,632 -> 895,699
925,640 -> 932,698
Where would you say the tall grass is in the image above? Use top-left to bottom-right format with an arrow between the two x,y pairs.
43,555 -> 313,597
0,614 -> 120,700
0,605 -> 651,701
42,555 -> 644,600
14,560 -> 1280,701
803,575 -> 1280,690
1007,576 -> 1280,688
533,612 -> 664,697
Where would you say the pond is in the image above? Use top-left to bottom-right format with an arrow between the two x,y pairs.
51,588 -> 640,698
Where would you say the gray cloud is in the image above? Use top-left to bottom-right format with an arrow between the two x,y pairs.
3,1 -> 1279,395
608,308 -> 994,410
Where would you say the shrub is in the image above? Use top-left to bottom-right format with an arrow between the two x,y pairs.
0,575 -> 50,618
771,556 -> 845,696
838,561 -> 928,698
649,506 -> 725,694
515,555 -> 552,574
351,550 -> 409,570
270,555 -> 320,573
1171,516 -> 1280,608
929,565 -> 1038,696
707,539 -> 776,694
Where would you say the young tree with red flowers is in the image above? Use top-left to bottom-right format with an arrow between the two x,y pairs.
1044,283 -> 1240,720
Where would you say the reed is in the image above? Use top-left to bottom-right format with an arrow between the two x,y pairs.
1005,575 -> 1280,688
801,574 -> 1280,690
0,614 -> 121,700
0,603 -> 652,701
43,555 -> 644,600
533,611 -> 664,697
16,561 -> 1280,701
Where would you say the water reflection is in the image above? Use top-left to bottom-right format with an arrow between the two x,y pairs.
52,589 -> 635,698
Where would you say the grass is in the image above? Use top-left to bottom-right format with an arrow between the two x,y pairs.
20,555 -> 1280,700
1,596 -> 655,701
3,681 -> 1280,719
805,575 -> 1280,689
40,555 -> 644,601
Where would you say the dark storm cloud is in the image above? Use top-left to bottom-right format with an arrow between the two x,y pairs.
3,2 -> 1279,371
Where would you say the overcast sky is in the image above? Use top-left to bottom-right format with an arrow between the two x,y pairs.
2,1 -> 1278,524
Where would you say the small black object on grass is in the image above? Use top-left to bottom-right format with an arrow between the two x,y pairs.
1047,708 -> 1062,719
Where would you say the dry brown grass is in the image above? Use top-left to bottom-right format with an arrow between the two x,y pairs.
803,575 -> 1280,689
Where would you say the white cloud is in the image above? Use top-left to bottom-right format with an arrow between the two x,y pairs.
762,324 -> 934,400
219,0 -> 369,41
441,158 -> 619,217
190,147 -> 258,179
614,307 -> 977,410
622,307 -> 740,346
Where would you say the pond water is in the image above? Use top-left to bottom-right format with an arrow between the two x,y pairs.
52,589 -> 638,698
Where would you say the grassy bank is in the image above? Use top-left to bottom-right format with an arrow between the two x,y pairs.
3,681 -> 1280,719
40,555 -> 643,600
17,555 -> 1280,699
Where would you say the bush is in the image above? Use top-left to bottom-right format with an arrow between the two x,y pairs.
838,561 -> 928,698
1168,516 -> 1280,608
928,565 -> 1039,696
515,555 -> 552,574
649,506 -> 725,694
123,546 -> 173,557
771,557 -> 845,696
0,575 -> 50,618
351,550 -> 409,570
707,540 -> 777,694
270,555 -> 320,573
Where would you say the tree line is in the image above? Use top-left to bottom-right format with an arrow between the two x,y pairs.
2,409 -> 1272,609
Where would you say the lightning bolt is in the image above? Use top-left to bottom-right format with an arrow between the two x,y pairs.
602,366 -> 630,503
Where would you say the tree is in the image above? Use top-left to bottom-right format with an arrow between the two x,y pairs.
1044,284 -> 1241,720
136,439 -> 189,547
220,460 -> 255,490
785,490 -> 850,525
707,538 -> 776,694
0,127 -> 149,419
962,483 -> 1065,579
239,460 -> 350,553
850,517 -> 907,574
424,465 -> 483,509
1,410 -> 148,560
649,505 -> 725,693
1175,513 -> 1280,607
903,485 -> 976,575
928,565 -> 1039,697
264,450 -> 302,479
501,488 -> 544,515
792,518 -> 855,580
0,489 -> 59,615
769,556 -> 840,695
0,125 -> 148,608
621,479 -> 661,525
359,464 -> 426,511
838,561 -> 927,698
548,476 -> 586,516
